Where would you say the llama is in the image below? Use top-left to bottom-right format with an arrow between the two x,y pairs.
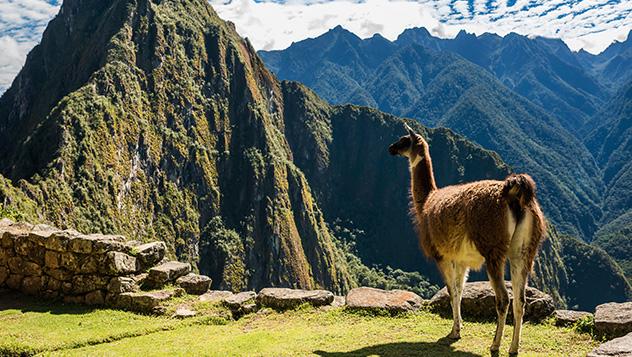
388,123 -> 546,355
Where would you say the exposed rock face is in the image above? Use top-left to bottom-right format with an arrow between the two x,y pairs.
0,0 -> 353,294
554,309 -> 593,327
595,302 -> 632,339
345,287 -> 425,313
257,288 -> 334,309
588,332 -> 632,357
176,273 -> 212,295
429,281 -> 555,321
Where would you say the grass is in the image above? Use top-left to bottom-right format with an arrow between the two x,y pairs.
0,292 -> 598,357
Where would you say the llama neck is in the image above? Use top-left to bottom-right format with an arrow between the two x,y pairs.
410,153 -> 437,213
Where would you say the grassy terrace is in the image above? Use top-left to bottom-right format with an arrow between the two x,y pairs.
0,291 -> 597,356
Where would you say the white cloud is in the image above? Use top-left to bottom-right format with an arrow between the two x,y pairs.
0,0 -> 630,94
211,0 -> 631,54
0,0 -> 59,93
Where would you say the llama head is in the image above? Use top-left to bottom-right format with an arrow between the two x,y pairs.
388,123 -> 428,165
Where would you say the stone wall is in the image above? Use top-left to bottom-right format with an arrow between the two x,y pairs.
0,218 -> 168,305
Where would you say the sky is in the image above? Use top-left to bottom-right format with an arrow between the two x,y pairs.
0,0 -> 631,93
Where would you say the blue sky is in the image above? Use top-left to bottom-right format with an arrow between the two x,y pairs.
1,0 -> 631,93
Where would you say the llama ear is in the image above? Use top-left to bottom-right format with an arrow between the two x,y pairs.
404,123 -> 416,138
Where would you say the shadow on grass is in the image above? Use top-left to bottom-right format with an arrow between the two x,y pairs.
0,289 -> 95,315
314,336 -> 482,357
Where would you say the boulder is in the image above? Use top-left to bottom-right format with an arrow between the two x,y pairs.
173,307 -> 197,318
554,309 -> 593,327
104,251 -> 137,275
134,242 -> 166,269
117,288 -> 184,313
257,288 -> 334,309
146,261 -> 191,288
175,273 -> 211,295
588,332 -> 632,357
595,302 -> 632,340
224,291 -> 257,316
199,290 -> 234,303
107,277 -> 138,294
346,287 -> 424,313
85,290 -> 105,305
429,281 -> 555,321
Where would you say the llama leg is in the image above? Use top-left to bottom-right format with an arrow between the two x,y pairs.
487,259 -> 509,352
437,259 -> 460,339
509,257 -> 528,355
450,263 -> 469,339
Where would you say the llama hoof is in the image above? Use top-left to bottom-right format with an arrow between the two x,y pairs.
447,331 -> 461,340
508,349 -> 519,356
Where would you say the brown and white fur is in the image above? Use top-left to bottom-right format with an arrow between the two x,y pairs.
389,124 -> 546,355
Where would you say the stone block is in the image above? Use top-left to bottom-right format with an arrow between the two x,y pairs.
104,251 -> 137,275
146,261 -> 191,288
85,290 -> 105,305
6,274 -> 23,290
22,276 -> 43,295
23,261 -> 42,276
68,236 -> 93,254
44,251 -> 61,269
347,287 -> 425,313
0,266 -> 8,286
175,273 -> 212,295
133,242 -> 166,269
257,288 -> 334,310
107,277 -> 138,294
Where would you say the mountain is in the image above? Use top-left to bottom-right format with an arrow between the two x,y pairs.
395,29 -> 608,135
587,80 -> 632,280
0,0 -> 628,309
0,0 -> 353,293
260,33 -> 604,240
577,31 -> 632,99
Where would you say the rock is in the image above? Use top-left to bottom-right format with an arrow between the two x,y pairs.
595,302 -> 632,340
175,273 -> 211,295
44,251 -> 61,269
224,291 -> 257,316
0,267 -> 8,285
118,288 -> 184,313
257,288 -> 334,309
554,309 -> 593,327
588,332 -> 632,357
332,296 -> 345,308
199,290 -> 234,303
21,276 -> 43,295
63,295 -> 85,305
346,287 -> 424,313
104,251 -> 137,275
71,275 -> 109,294
107,277 -> 138,294
134,242 -> 166,269
85,290 -> 105,305
429,281 -> 555,321
6,274 -> 23,290
173,307 -> 197,318
68,236 -> 93,254
23,262 -> 42,276
146,261 -> 191,288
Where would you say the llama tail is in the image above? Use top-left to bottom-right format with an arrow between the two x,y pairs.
502,174 -> 538,222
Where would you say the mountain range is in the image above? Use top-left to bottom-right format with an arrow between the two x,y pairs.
259,26 -> 632,284
0,0 -> 629,310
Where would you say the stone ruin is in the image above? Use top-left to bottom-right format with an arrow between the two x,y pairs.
1,218 -> 630,356
0,218 -> 211,313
